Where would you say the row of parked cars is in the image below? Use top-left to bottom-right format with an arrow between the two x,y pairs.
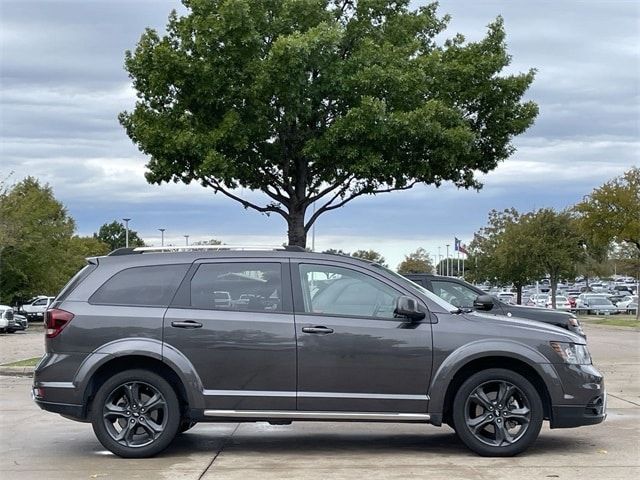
0,305 -> 28,333
0,295 -> 57,334
521,292 -> 637,315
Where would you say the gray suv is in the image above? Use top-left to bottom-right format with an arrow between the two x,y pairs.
33,247 -> 605,458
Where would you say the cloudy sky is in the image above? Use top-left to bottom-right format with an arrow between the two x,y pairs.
1,0 -> 638,268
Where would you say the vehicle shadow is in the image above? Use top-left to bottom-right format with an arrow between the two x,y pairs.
165,424 -> 594,458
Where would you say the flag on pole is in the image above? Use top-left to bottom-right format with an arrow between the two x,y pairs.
455,237 -> 469,255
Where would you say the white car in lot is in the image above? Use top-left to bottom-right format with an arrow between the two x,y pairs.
526,294 -> 549,307
19,295 -> 54,320
550,295 -> 572,311
0,307 -> 8,332
617,295 -> 638,313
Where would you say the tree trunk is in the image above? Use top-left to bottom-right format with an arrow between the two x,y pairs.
287,209 -> 307,249
550,274 -> 557,309
516,284 -> 522,305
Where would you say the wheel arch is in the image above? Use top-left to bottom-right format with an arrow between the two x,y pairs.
438,356 -> 553,427
428,340 -> 561,426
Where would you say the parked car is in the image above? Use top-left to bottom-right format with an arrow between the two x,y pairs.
526,294 -> 550,308
402,275 -> 584,336
34,246 -> 604,458
582,297 -> 619,315
11,313 -> 28,332
616,295 -> 638,314
496,292 -> 516,304
550,296 -> 571,311
575,293 -> 610,310
0,306 -> 9,333
18,295 -> 54,321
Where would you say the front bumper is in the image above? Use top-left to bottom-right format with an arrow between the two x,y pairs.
551,392 -> 607,428
549,363 -> 607,428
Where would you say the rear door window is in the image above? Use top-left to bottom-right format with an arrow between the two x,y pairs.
90,264 -> 189,306
189,262 -> 283,312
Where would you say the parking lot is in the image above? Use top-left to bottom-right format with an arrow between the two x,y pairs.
1,322 -> 638,480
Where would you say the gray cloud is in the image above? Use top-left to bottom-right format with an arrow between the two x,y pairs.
1,0 -> 638,262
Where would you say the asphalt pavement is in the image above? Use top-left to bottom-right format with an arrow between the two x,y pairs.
0,322 -> 638,480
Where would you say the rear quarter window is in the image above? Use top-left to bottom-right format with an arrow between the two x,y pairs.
89,264 -> 189,307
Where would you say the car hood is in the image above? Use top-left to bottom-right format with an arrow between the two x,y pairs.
506,303 -> 573,318
467,311 -> 584,344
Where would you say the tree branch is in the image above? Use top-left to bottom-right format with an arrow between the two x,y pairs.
305,181 -> 418,230
202,178 -> 289,220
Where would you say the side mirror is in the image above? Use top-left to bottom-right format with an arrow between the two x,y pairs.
473,294 -> 494,311
394,296 -> 426,321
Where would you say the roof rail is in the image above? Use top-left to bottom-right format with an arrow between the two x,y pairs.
107,245 -> 307,256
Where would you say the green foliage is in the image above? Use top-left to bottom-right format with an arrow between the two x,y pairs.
121,0 -> 537,246
520,209 -> 584,307
575,167 -> 640,253
322,248 -> 349,255
351,249 -> 387,267
397,247 -> 433,274
468,208 -> 584,305
93,221 -> 145,251
192,238 -> 223,245
0,178 -> 75,303
467,208 -> 542,303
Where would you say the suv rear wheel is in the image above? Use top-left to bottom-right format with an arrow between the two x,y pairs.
91,369 -> 180,458
452,368 -> 543,456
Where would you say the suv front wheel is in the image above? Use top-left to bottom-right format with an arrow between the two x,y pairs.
452,368 -> 543,456
91,369 -> 180,458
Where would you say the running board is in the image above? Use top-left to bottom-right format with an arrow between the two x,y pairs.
203,409 -> 431,422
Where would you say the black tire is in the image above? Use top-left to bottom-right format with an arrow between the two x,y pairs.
91,369 -> 181,458
178,418 -> 197,433
452,368 -> 543,457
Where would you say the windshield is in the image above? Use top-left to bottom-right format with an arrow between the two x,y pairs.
371,265 -> 459,312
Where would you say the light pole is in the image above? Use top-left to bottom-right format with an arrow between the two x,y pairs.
446,244 -> 450,276
122,218 -> 131,248
311,201 -> 316,252
184,235 -> 190,246
437,246 -> 441,275
159,228 -> 165,247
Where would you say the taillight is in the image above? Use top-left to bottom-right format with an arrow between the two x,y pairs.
45,308 -> 74,338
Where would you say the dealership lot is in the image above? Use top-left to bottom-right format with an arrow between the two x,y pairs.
1,323 -> 638,480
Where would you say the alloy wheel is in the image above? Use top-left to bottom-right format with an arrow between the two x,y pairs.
102,381 -> 168,448
463,380 -> 531,447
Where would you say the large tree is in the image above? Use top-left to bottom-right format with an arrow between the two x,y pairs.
121,0 -> 537,247
397,248 -> 433,274
467,209 -> 543,304
522,209 -> 584,308
351,249 -> 387,266
0,178 -> 109,304
94,221 -> 145,251
575,167 -> 640,253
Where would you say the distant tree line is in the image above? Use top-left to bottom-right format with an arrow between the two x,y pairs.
465,168 -> 639,312
0,177 -> 146,304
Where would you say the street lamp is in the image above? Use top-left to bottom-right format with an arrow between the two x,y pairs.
446,244 -> 450,276
184,235 -> 189,246
158,228 -> 165,247
122,218 -> 131,248
437,246 -> 441,275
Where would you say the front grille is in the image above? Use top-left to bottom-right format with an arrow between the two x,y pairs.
585,395 -> 605,416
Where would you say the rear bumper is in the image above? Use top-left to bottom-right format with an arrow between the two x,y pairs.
33,398 -> 85,421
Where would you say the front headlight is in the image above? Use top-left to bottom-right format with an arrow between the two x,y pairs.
550,342 -> 592,364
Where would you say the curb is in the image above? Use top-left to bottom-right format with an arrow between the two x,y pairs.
0,366 -> 35,377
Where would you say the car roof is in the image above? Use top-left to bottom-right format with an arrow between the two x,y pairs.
94,249 -> 378,269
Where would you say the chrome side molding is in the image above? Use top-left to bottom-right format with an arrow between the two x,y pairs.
203,409 -> 431,421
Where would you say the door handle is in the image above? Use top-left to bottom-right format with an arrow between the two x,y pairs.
302,326 -> 334,334
171,320 -> 203,329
